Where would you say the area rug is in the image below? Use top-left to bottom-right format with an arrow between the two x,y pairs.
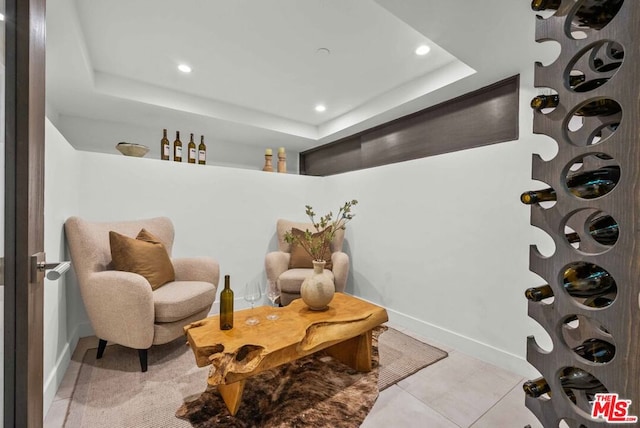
64,327 -> 447,427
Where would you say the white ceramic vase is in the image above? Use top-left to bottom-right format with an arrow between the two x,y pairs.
300,260 -> 335,310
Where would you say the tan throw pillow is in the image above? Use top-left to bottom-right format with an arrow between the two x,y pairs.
109,228 -> 175,290
288,227 -> 333,270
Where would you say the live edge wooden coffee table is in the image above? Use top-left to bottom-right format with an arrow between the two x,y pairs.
183,293 -> 388,416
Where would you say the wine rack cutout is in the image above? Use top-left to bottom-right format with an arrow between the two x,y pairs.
525,0 -> 638,426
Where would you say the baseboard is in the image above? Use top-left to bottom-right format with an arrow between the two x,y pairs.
383,306 -> 539,378
42,322 -> 81,417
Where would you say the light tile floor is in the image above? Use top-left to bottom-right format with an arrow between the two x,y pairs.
45,325 -> 543,427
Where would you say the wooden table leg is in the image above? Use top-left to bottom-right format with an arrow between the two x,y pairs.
324,330 -> 372,372
218,379 -> 246,416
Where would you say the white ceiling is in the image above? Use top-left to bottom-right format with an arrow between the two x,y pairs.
45,0 -> 555,153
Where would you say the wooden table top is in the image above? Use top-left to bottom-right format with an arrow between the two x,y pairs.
183,293 -> 388,368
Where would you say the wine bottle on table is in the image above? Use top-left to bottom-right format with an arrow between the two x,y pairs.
220,275 -> 234,330
520,166 -> 620,204
198,135 -> 207,165
565,215 -> 619,245
187,133 -> 196,164
161,129 -> 170,161
173,131 -> 183,162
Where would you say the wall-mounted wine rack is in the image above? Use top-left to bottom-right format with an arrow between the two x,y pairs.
525,0 -> 638,427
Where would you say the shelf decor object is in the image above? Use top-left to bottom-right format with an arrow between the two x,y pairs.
277,147 -> 287,173
263,148 -> 274,172
524,1 -> 637,426
116,142 -> 150,157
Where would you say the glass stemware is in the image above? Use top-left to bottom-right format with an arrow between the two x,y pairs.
244,281 -> 262,325
266,280 -> 281,320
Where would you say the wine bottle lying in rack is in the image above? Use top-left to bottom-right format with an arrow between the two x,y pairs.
523,379 -> 579,404
572,77 -> 610,93
573,338 -> 615,363
565,215 -> 619,245
530,95 -> 621,116
520,166 -> 620,204
531,0 -> 623,30
594,57 -> 622,73
524,367 -> 606,398
525,263 -> 615,301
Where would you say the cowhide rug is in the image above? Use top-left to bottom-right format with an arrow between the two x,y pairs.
175,327 -> 384,427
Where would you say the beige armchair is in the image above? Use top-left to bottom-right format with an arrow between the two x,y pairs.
265,219 -> 349,306
64,216 -> 219,371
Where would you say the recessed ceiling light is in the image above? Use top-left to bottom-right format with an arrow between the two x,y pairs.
0,13 -> 5,21
415,45 -> 430,56
178,64 -> 192,73
315,104 -> 326,112
316,48 -> 331,56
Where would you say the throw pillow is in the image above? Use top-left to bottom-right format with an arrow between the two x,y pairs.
288,227 -> 333,270
109,228 -> 175,290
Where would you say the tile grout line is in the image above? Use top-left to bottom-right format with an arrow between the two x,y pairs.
395,381 -> 464,428
467,378 -> 527,427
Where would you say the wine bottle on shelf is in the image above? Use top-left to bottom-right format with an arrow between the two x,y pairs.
198,135 -> 207,165
173,131 -> 183,162
565,215 -> 619,245
573,338 -> 615,363
520,165 -> 620,204
220,275 -> 234,330
160,129 -> 170,161
530,95 -> 621,116
531,0 -> 623,30
187,133 -> 196,164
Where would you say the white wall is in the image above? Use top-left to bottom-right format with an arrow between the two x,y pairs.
43,119 -> 80,413
72,149 -> 323,326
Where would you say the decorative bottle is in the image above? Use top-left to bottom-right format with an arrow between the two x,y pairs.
187,133 -> 196,164
220,275 -> 234,330
173,131 -> 183,162
198,135 -> 207,165
161,129 -> 170,161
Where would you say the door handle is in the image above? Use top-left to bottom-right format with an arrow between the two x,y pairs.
38,261 -> 71,280
30,252 -> 71,281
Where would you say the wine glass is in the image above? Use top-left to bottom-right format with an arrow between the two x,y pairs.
244,281 -> 262,325
265,280 -> 281,320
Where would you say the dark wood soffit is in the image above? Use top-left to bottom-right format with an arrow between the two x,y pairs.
300,75 -> 520,176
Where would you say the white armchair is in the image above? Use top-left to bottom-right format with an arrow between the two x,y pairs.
265,219 -> 350,306
64,216 -> 219,371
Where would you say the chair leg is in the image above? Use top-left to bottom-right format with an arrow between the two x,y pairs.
138,348 -> 148,372
96,339 -> 107,359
